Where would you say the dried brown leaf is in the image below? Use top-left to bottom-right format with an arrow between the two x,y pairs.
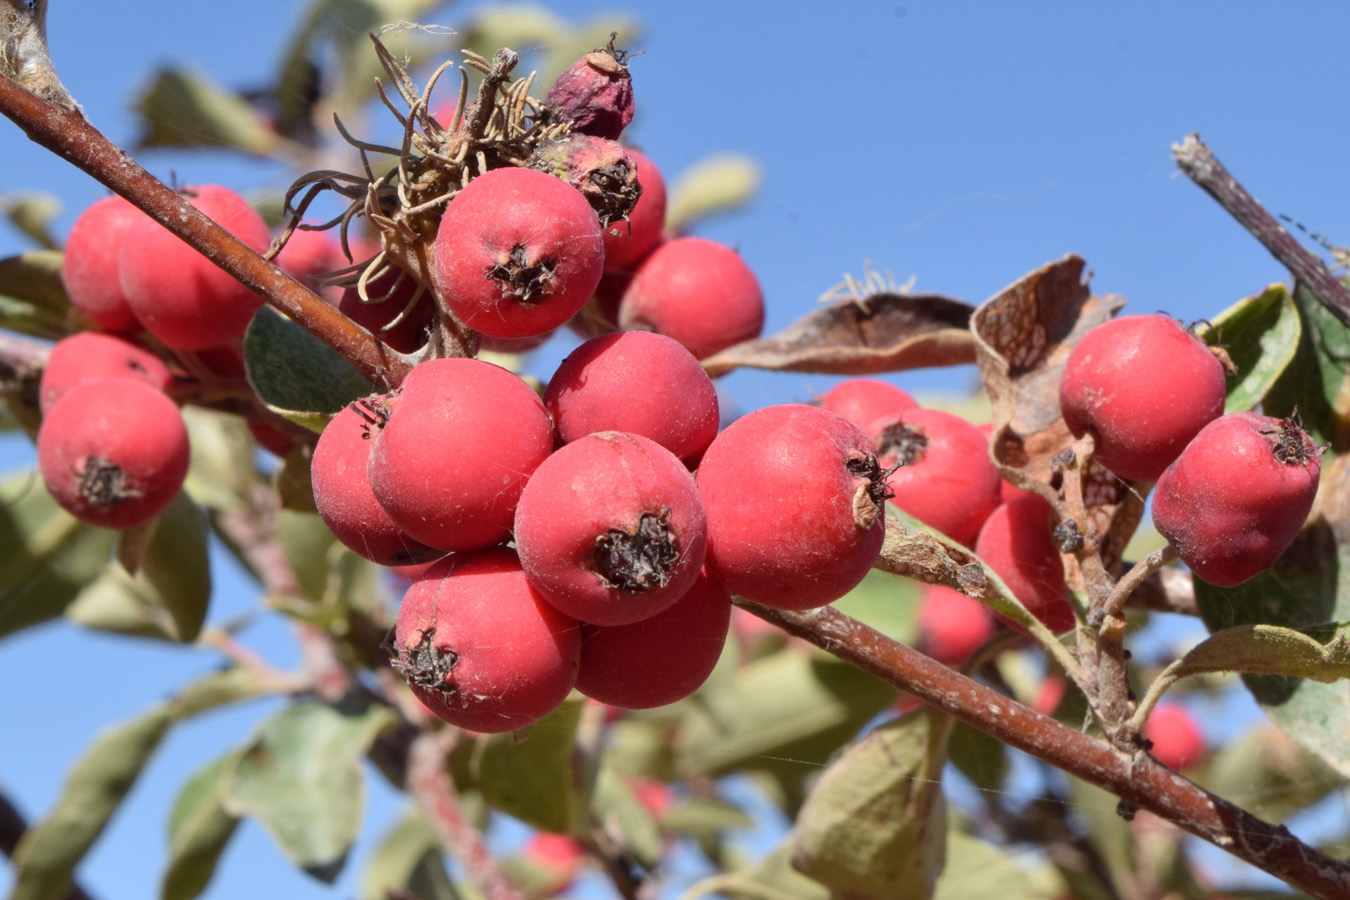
701,292 -> 975,378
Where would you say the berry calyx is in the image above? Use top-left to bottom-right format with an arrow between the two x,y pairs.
545,35 -> 636,140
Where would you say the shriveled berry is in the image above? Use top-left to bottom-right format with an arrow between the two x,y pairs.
545,36 -> 635,139
545,331 -> 719,466
618,237 -> 764,360
515,432 -> 708,626
974,495 -> 1075,634
816,378 -> 918,433
38,332 -> 173,416
573,568 -> 731,708
62,194 -> 144,333
433,167 -> 604,339
1060,314 -> 1227,482
697,404 -> 888,609
393,548 -> 581,733
875,408 -> 1002,548
311,397 -> 438,566
119,184 -> 271,349
526,134 -> 641,229
601,148 -> 666,271
368,358 -> 553,552
38,378 -> 190,529
1152,412 -> 1321,587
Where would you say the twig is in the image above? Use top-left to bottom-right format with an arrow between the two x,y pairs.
0,75 -> 412,390
733,598 -> 1350,900
407,730 -> 524,900
1173,132 -> 1350,326
1092,545 -> 1180,628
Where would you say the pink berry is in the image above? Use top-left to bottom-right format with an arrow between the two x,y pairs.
337,266 -> 434,353
1142,703 -> 1205,770
393,548 -> 581,733
601,148 -> 667,271
617,237 -> 764,360
38,332 -> 173,416
545,331 -> 719,466
515,432 -> 708,626
545,39 -> 635,140
1151,412 -> 1321,587
38,378 -> 190,529
816,378 -> 918,433
368,358 -> 553,552
521,833 -> 587,897
432,167 -> 604,339
311,397 -> 438,566
974,495 -> 1075,634
119,184 -> 272,349
573,568 -> 731,708
915,584 -> 997,666
275,229 -> 346,302
62,195 -> 144,333
696,404 -> 889,610
1059,314 -> 1227,481
875,408 -> 1002,548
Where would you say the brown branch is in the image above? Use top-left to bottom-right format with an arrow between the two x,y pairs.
407,730 -> 524,900
1173,132 -> 1350,326
735,599 -> 1350,900
0,75 -> 412,390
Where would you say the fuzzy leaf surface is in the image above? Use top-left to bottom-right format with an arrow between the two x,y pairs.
1203,283 -> 1302,413
223,697 -> 396,882
243,306 -> 374,432
1265,281 -> 1350,450
475,698 -> 583,835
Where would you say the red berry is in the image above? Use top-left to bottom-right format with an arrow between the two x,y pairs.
974,495 -> 1075,634
573,568 -> 731,708
1032,674 -> 1067,717
368,358 -> 553,552
1059,314 -> 1227,481
62,195 -> 144,333
527,135 -> 642,228
915,584 -> 997,666
875,408 -> 1002,548
38,378 -> 190,529
697,404 -> 888,610
545,331 -> 719,466
521,833 -> 587,897
816,378 -> 918,433
1151,412 -> 1321,587
275,229 -> 346,302
617,237 -> 764,360
337,266 -> 434,353
311,397 -> 439,566
1142,703 -> 1205,770
601,148 -> 666,271
545,40 -> 635,140
393,548 -> 581,733
515,432 -> 708,626
432,167 -> 604,339
38,332 -> 173,416
119,185 -> 272,349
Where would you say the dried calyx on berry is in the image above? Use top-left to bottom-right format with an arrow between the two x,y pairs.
527,133 -> 642,228
544,33 -> 636,139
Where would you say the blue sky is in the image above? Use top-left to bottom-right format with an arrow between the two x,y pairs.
3,2 -> 1350,898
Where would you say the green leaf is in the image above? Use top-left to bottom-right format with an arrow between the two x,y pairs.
66,491 -> 212,642
359,808 -> 463,900
659,796 -> 753,840
934,829 -> 1043,900
1,191 -> 61,250
0,470 -> 116,639
1196,725 -> 1345,823
243,306 -> 375,432
276,508 -> 341,604
1066,776 -> 1136,895
1203,283 -> 1301,413
182,408 -> 258,513
134,67 -> 276,153
677,652 -> 897,783
10,706 -> 173,900
1265,281 -> 1350,450
683,844 -> 829,900
0,250 -> 69,339
665,155 -> 761,234
831,568 -> 921,646
591,767 -> 662,868
790,710 -> 949,900
223,697 -> 396,882
946,719 -> 1008,792
1193,508 -> 1350,776
475,698 -> 584,834
1169,622 -> 1350,683
170,666 -> 284,722
162,755 -> 241,900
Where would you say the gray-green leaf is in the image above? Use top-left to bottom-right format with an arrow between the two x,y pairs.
243,306 -> 375,433
1203,283 -> 1301,413
161,755 -> 241,900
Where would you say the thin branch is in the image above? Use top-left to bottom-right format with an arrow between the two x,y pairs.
1173,132 -> 1350,325
734,598 -> 1350,900
407,730 -> 524,900
0,75 -> 412,390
